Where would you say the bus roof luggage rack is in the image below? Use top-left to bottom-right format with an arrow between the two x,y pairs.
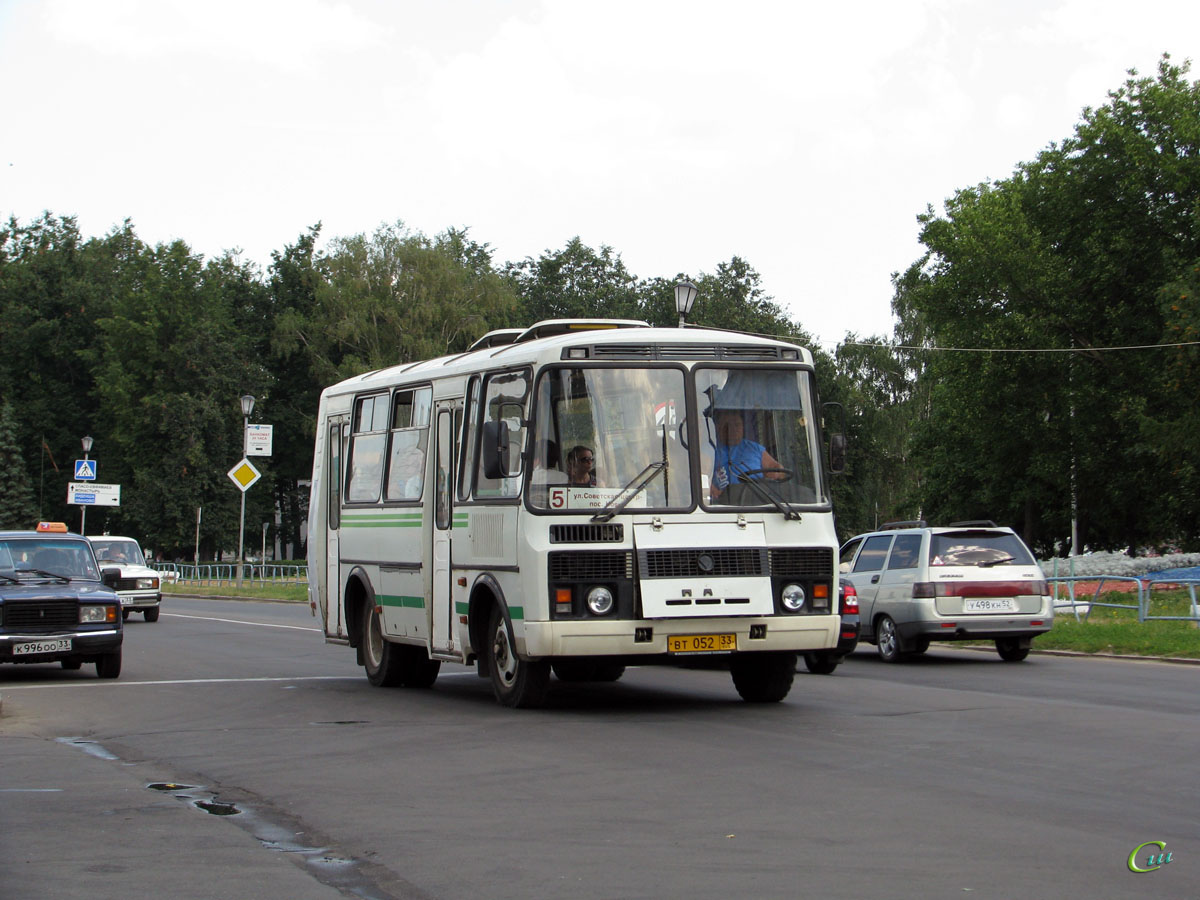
514,319 -> 650,343
880,519 -> 927,531
467,329 -> 524,351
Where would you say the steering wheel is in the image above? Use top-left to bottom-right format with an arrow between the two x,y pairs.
738,467 -> 794,482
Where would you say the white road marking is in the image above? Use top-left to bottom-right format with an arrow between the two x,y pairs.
163,612 -> 322,632
0,676 -> 359,690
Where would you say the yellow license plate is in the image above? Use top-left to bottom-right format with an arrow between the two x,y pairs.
667,633 -> 737,654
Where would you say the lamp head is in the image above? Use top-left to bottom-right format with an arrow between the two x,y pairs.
674,281 -> 698,327
240,394 -> 256,417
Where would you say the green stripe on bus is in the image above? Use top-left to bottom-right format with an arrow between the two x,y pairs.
454,602 -> 521,620
378,594 -> 425,609
342,514 -> 423,528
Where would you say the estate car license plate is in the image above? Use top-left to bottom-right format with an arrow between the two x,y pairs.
13,638 -> 72,656
667,633 -> 737,654
963,598 -> 1017,613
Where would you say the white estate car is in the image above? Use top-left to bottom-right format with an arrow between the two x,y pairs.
87,536 -> 162,622
839,520 -> 1051,662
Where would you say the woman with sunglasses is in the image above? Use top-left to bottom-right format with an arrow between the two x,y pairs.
566,445 -> 597,486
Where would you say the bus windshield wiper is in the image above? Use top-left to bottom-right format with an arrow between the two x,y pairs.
727,463 -> 802,521
591,462 -> 665,523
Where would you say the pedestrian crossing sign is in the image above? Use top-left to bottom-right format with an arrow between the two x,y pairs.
74,459 -> 97,481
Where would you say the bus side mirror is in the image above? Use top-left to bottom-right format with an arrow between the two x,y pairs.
829,433 -> 847,474
481,420 -> 510,479
822,401 -> 848,475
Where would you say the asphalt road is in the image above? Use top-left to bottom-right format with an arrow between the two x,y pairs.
2,597 -> 1197,900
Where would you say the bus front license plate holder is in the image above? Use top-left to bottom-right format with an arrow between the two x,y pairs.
667,633 -> 737,654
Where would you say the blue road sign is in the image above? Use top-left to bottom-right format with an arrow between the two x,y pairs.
74,459 -> 97,481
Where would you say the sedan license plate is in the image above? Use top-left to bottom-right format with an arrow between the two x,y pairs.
667,633 -> 737,654
963,598 -> 1017,613
13,638 -> 72,656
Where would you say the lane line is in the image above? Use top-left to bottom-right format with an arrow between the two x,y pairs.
163,612 -> 322,632
0,672 -> 477,691
0,676 -> 359,691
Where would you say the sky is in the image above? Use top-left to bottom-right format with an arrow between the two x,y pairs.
3,0 -> 1199,348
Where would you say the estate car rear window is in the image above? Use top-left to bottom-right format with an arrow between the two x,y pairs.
929,531 -> 1035,567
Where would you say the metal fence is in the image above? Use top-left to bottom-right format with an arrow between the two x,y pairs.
153,562 -> 307,587
1048,573 -> 1200,624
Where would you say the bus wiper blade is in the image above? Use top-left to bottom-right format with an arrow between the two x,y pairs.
727,463 -> 801,521
591,462 -> 665,523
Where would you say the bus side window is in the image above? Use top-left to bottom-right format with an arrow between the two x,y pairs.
458,377 -> 480,502
346,393 -> 388,503
384,387 -> 431,502
474,370 -> 529,499
328,422 -> 343,529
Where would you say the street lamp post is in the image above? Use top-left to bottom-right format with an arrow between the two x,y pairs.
79,435 -> 93,535
675,281 -> 698,328
236,394 -> 255,589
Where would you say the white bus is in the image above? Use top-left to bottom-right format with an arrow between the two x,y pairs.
307,319 -> 847,707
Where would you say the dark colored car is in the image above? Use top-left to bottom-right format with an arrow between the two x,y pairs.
803,581 -> 860,674
0,523 -> 124,678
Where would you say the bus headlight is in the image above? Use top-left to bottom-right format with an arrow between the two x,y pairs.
780,583 -> 806,612
586,586 -> 615,616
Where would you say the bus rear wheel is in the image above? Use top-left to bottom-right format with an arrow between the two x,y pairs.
730,651 -> 796,702
363,603 -> 404,687
488,605 -> 550,708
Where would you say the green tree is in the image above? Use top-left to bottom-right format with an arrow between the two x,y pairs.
893,55 -> 1200,553
0,402 -> 38,529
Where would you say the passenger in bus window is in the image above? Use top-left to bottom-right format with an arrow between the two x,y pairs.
566,445 -> 597,486
711,410 -> 783,499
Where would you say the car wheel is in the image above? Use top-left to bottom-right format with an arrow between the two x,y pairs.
95,649 -> 122,679
121,609 -> 131,621
362,602 -> 404,687
876,616 -> 905,663
730,652 -> 796,702
488,605 -> 550,708
995,638 -> 1031,662
144,607 -> 160,623
803,652 -> 840,675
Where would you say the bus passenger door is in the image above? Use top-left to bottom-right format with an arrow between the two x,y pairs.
430,402 -> 457,653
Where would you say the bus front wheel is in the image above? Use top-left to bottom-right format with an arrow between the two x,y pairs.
730,651 -> 796,702
488,605 -> 550,708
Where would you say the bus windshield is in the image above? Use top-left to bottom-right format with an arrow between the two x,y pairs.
697,367 -> 825,508
527,365 -> 826,512
528,367 -> 692,511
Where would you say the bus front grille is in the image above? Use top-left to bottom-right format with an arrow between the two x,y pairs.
638,548 -> 768,579
548,551 -> 634,580
768,547 -> 834,578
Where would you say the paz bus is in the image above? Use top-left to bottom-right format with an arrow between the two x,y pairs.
306,318 -> 847,707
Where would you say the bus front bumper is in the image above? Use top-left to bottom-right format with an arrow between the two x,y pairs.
521,615 -> 839,658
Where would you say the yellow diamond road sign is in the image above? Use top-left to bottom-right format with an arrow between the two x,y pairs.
227,458 -> 261,492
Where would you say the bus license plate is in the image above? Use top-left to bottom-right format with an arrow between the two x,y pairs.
13,638 -> 72,656
667,633 -> 737,654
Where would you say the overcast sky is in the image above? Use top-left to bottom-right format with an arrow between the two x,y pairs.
3,0 -> 1198,347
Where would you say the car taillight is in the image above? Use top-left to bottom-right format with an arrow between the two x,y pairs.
912,582 -> 940,598
840,582 -> 859,614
